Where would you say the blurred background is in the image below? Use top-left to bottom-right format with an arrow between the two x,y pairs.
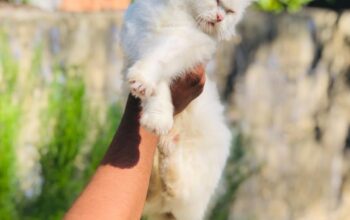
0,0 -> 349,219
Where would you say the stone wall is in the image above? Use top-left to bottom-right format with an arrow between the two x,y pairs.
225,9 -> 350,220
1,5 -> 350,220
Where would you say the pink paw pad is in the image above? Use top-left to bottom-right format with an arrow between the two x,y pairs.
129,79 -> 154,99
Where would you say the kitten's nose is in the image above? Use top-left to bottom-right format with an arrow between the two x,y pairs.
216,13 -> 224,22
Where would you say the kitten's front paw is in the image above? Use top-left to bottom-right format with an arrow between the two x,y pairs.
127,67 -> 155,100
141,111 -> 173,135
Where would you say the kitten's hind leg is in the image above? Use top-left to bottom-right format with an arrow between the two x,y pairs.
141,81 -> 174,135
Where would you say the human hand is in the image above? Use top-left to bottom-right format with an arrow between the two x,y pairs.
65,66 -> 205,220
171,65 -> 206,115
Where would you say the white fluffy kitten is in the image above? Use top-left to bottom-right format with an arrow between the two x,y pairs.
120,0 -> 252,219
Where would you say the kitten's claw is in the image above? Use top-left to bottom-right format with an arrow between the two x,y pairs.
141,111 -> 173,135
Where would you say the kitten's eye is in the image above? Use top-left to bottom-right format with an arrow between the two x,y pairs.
226,9 -> 235,14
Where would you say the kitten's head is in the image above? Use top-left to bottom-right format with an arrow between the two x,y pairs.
189,0 -> 253,40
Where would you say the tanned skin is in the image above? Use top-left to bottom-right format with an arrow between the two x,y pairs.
65,65 -> 205,220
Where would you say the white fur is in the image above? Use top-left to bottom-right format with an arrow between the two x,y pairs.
120,0 -> 252,219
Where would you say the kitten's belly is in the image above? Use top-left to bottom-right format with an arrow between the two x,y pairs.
145,80 -> 231,216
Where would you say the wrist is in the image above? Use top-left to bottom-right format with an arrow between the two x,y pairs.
102,95 -> 158,167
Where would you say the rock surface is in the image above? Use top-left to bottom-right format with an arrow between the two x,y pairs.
226,9 -> 350,220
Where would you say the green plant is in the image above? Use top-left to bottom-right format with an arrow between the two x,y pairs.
0,24 -> 123,220
257,0 -> 313,12
22,67 -> 89,219
20,65 -> 123,219
0,29 -> 48,220
0,32 -> 123,219
0,32 -> 21,220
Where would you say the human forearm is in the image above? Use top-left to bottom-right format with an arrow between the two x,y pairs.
65,96 -> 158,220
